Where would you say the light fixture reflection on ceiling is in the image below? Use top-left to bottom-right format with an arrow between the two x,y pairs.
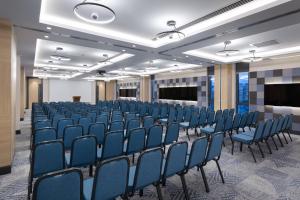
155,20 -> 185,42
242,50 -> 263,62
73,1 -> 116,24
216,41 -> 239,56
50,55 -> 71,61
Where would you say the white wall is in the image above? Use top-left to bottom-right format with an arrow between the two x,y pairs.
48,79 -> 96,104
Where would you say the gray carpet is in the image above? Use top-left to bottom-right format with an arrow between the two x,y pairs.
1,110 -> 300,200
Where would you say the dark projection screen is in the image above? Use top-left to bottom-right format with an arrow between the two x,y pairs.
159,87 -> 197,101
119,89 -> 136,97
264,84 -> 300,107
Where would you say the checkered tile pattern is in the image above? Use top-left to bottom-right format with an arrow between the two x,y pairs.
249,67 -> 300,134
116,81 -> 140,100
151,76 -> 208,107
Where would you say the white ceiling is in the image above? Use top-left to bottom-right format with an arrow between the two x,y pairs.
1,0 -> 300,80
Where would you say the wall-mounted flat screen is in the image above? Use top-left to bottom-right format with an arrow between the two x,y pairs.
119,89 -> 136,97
264,84 -> 300,107
159,87 -> 197,101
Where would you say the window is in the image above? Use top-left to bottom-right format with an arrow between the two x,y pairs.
208,75 -> 214,110
236,72 -> 249,113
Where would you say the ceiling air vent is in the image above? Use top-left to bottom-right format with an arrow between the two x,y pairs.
251,40 -> 279,48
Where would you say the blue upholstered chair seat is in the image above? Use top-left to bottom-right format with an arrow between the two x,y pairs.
240,131 -> 255,137
179,122 -> 190,128
83,178 -> 93,200
200,127 -> 214,134
231,134 -> 253,144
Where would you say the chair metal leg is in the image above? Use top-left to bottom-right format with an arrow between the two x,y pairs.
186,129 -> 190,141
248,145 -> 257,163
282,132 -> 288,144
132,154 -> 135,164
277,134 -> 284,147
287,130 -> 293,142
162,178 -> 166,186
240,143 -> 243,152
180,174 -> 190,200
265,139 -> 272,154
271,136 -> 278,150
139,189 -> 143,197
215,160 -> 225,184
256,142 -> 265,158
89,165 -> 93,176
231,141 -> 234,155
155,183 -> 164,200
200,166 -> 209,193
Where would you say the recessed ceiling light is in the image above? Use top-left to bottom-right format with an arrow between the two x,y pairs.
44,35 -> 49,39
173,58 -> 177,61
132,44 -> 136,48
122,49 -> 126,52
185,55 -> 189,58
50,55 -> 71,61
46,26 -> 52,30
249,43 -> 255,47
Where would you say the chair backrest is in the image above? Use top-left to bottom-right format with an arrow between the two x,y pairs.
126,119 -> 140,136
229,109 -> 235,118
168,107 -> 176,122
63,125 -> 84,150
176,107 -> 184,123
32,141 -> 65,178
146,125 -> 163,149
110,121 -> 124,132
198,110 -> 207,127
160,106 -> 168,118
214,110 -> 223,123
224,116 -> 233,132
163,142 -> 188,178
87,112 -> 97,123
71,113 -> 81,124
183,108 -> 192,122
132,148 -> 163,190
101,131 -> 124,160
34,120 -> 52,130
239,113 -> 248,129
79,117 -> 92,135
89,123 -> 106,145
52,114 -> 65,128
32,169 -> 83,200
164,122 -> 179,145
189,113 -> 199,128
126,128 -> 146,155
34,128 -> 57,145
245,112 -> 254,126
151,106 -> 160,119
57,118 -> 74,138
214,117 -> 225,133
112,114 -> 123,122
34,115 -> 48,123
92,157 -> 129,200
143,116 -> 154,134
222,109 -> 229,119
287,115 -> 293,130
187,137 -> 208,169
96,115 -> 109,130
206,110 -> 215,126
276,117 -> 285,133
281,116 -> 289,131
270,118 -> 279,136
251,111 -> 259,126
253,122 -> 265,141
70,136 -> 97,167
232,114 -> 241,130
262,119 -> 273,138
205,132 -> 224,162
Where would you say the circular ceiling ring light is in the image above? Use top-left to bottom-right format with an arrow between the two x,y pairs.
73,1 -> 116,24
242,50 -> 263,62
50,55 -> 71,61
216,40 -> 239,56
155,20 -> 185,42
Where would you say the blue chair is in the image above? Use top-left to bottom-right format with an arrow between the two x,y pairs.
71,113 -> 81,124
143,116 -> 154,134
275,117 -> 285,147
159,105 -> 168,119
180,113 -> 199,140
79,118 -> 92,135
34,120 -> 52,130
245,112 -> 255,130
88,123 -> 106,146
124,128 -> 146,163
146,125 -> 163,149
151,106 -> 160,121
238,112 -> 248,132
222,109 -> 229,119
268,118 -> 279,150
97,131 -> 124,161
125,113 -> 137,127
162,142 -> 189,200
206,110 -> 215,126
28,141 -> 65,199
52,114 -> 65,128
159,106 -> 176,125
202,132 -> 225,191
57,118 -> 74,139
33,128 -> 57,146
231,113 -> 241,134
200,117 -> 224,137
65,136 -> 97,176
183,107 -> 192,122
251,111 -> 259,127
257,119 -> 273,155
184,137 -> 209,192
229,109 -> 235,118
63,125 -> 84,150
128,148 -> 163,199
198,109 -> 207,129
87,112 -> 97,123
83,156 -> 129,200
279,116 -> 290,144
214,110 -> 223,124
32,169 -> 83,200
163,122 -> 179,148
110,121 -> 124,132
176,107 -> 184,123
284,115 -> 293,142
231,122 -> 265,162
111,114 -> 123,122
96,115 -> 109,130
223,116 -> 233,141
126,119 -> 140,137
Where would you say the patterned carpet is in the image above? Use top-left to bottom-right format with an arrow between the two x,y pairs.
1,110 -> 300,200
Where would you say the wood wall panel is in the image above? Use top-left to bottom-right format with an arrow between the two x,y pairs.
105,80 -> 116,100
20,67 -> 25,119
28,78 -> 41,109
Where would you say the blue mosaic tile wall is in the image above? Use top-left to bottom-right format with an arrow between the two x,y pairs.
151,76 -> 208,107
249,67 -> 300,134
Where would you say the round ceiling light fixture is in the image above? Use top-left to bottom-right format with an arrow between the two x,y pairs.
216,41 -> 239,56
50,55 -> 71,61
73,1 -> 116,24
155,20 -> 185,42
242,50 -> 263,62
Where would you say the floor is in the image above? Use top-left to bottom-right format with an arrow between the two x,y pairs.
1,110 -> 300,200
